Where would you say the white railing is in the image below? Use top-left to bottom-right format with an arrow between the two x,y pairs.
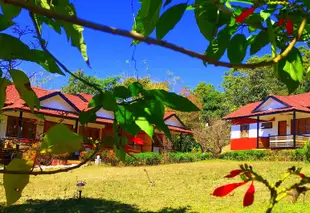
269,135 -> 309,148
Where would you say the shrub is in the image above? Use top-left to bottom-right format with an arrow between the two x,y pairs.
79,150 -> 95,161
124,152 -> 163,166
219,150 -> 267,161
168,152 -> 211,163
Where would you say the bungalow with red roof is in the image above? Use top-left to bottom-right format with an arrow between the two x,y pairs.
223,93 -> 310,150
0,85 -> 192,153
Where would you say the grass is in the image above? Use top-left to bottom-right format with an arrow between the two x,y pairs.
1,160 -> 310,212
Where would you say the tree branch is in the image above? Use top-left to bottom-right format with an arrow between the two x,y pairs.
2,0 -> 307,69
29,12 -> 104,95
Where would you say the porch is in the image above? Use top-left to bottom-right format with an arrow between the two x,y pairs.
258,135 -> 309,149
255,110 -> 310,149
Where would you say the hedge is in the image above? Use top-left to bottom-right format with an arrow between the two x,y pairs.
118,152 -> 212,166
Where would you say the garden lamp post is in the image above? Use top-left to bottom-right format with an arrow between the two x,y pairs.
76,181 -> 86,200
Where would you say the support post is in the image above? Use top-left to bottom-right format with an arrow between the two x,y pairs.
256,116 -> 259,149
75,119 -> 79,133
17,111 -> 23,140
293,110 -> 296,148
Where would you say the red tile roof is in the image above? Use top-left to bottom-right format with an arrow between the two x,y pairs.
224,93 -> 310,120
4,85 -> 190,133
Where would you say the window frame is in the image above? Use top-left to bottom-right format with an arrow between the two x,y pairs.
261,122 -> 273,129
240,124 -> 249,138
5,116 -> 37,140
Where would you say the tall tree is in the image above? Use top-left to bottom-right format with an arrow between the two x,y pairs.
194,82 -> 227,122
121,75 -> 170,91
222,46 -> 310,110
62,69 -> 120,95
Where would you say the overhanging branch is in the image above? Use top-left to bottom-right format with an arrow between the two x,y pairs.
2,0 -> 307,69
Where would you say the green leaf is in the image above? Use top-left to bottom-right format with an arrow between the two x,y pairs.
79,107 -> 100,125
34,15 -> 61,34
29,50 -> 64,75
163,0 -> 172,7
0,78 -> 10,108
205,26 -> 232,61
228,34 -> 247,64
9,70 -> 40,111
156,3 -> 187,40
114,144 -> 126,161
278,47 -> 304,93
260,10 -> 272,21
133,0 -> 162,44
0,14 -> 15,31
129,82 -> 144,96
135,117 -> 154,138
149,90 -> 200,112
0,2 -> 21,19
250,30 -> 269,55
115,104 -> 133,125
113,86 -> 130,99
40,124 -> 83,154
0,33 -> 31,60
194,0 -> 218,41
4,159 -> 32,206
88,92 -> 117,111
267,18 -> 278,76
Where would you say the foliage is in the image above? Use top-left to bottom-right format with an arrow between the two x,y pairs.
193,120 -> 230,155
61,69 -> 120,95
212,164 -> 309,213
121,75 -> 169,91
193,82 -> 227,122
171,134 -> 199,152
222,47 -> 310,110
100,151 -> 212,166
124,152 -> 163,166
219,150 -> 267,161
0,0 -> 310,208
79,150 -> 95,162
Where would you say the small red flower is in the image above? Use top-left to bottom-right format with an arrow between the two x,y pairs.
212,182 -> 246,197
286,19 -> 293,35
236,7 -> 255,23
298,173 -> 305,179
132,137 -> 144,145
22,139 -> 30,143
224,170 -> 243,178
277,18 -> 285,26
243,181 -> 255,207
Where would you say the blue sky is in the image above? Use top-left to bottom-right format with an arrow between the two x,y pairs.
15,0 -> 258,92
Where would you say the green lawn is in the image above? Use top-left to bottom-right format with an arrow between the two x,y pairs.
1,160 -> 310,213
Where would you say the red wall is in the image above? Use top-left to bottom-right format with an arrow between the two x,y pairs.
231,138 -> 257,150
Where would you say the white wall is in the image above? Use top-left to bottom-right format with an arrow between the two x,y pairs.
231,113 -> 297,139
40,95 -> 77,112
256,98 -> 287,112
96,108 -> 114,119
164,116 -> 184,128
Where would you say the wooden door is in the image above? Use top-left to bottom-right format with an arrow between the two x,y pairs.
278,121 -> 287,136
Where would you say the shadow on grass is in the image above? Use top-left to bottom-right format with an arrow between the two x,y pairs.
0,198 -> 192,213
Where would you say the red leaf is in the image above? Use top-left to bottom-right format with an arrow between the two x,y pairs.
298,173 -> 305,179
236,7 -> 255,23
243,181 -> 255,207
224,170 -> 243,178
212,182 -> 246,197
286,19 -> 293,35
132,137 -> 144,145
276,18 -> 285,26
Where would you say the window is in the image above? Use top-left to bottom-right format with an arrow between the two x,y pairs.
44,121 -> 74,133
79,126 -> 100,141
240,124 -> 249,138
261,122 -> 272,129
291,118 -> 310,135
6,116 -> 37,140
